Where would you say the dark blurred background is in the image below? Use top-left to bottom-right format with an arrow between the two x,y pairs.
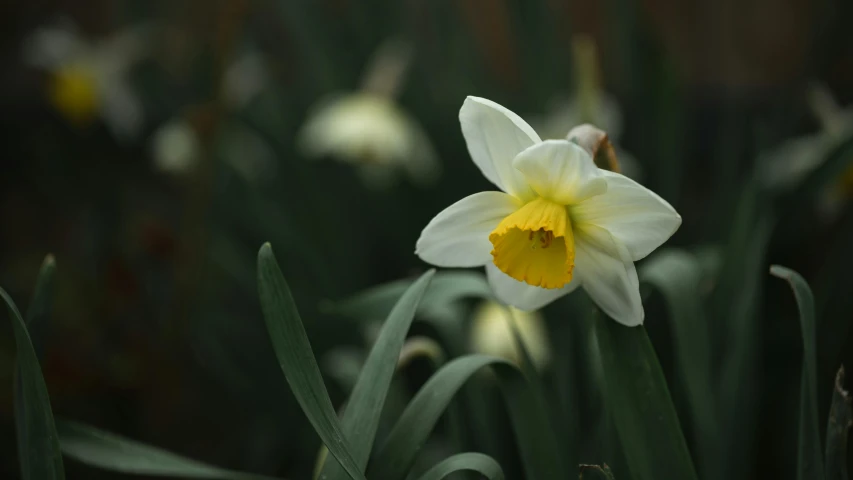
1,0 -> 852,478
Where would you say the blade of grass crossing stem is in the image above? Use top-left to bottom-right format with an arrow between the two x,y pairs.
2,284 -> 64,480
825,366 -> 852,480
504,307 -> 574,475
770,265 -> 826,480
256,243 -> 365,480
414,452 -> 505,480
319,270 -> 434,479
639,249 -> 721,478
57,421 -> 278,480
595,317 -> 698,480
369,354 -> 563,480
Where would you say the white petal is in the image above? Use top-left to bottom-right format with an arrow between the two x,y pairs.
574,224 -> 643,326
459,96 -> 538,200
572,171 -> 681,261
513,140 -> 606,204
486,263 -> 580,311
416,192 -> 521,267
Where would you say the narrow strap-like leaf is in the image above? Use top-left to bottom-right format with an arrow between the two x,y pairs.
414,452 -> 505,480
2,285 -> 65,480
825,366 -> 851,480
771,265 -> 826,480
58,420 -> 279,479
319,269 -> 434,479
595,318 -> 698,480
369,354 -> 563,480
256,243 -> 365,480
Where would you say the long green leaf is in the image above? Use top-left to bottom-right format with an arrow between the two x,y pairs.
639,249 -> 721,477
256,243 -> 365,480
595,318 -> 698,480
319,269 -> 434,479
330,270 -> 491,322
370,354 -> 563,480
58,421 -> 278,479
2,285 -> 65,480
770,265 -> 826,480
414,452 -> 505,480
825,366 -> 852,480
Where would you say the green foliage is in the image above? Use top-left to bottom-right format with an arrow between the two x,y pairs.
414,452 -> 504,480
825,367 -> 852,480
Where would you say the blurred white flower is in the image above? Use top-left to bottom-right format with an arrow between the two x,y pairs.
297,39 -> 439,188
23,19 -> 150,141
416,97 -> 681,325
151,119 -> 201,175
470,301 -> 550,369
222,51 -> 270,109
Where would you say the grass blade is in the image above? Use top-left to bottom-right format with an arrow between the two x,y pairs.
370,354 -> 563,480
319,270 -> 435,479
414,452 -> 505,480
770,265 -> 826,480
256,243 -> 365,480
2,285 -> 65,480
58,421 -> 278,479
639,249 -> 721,477
594,317 -> 698,480
825,366 -> 851,480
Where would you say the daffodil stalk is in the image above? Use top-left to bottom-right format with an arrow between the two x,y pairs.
417,97 -> 681,325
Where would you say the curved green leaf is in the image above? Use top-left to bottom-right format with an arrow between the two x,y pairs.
825,366 -> 851,480
414,452 -> 504,480
639,249 -> 721,477
330,270 -> 491,322
256,243 -> 365,480
319,270 -> 434,479
2,285 -> 65,480
770,265 -> 825,480
369,354 -> 563,480
58,421 -> 278,479
594,318 -> 698,480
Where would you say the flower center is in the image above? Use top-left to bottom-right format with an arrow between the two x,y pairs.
49,64 -> 99,126
488,197 -> 575,289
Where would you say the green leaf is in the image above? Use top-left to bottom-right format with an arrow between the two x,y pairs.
639,249 -> 721,477
370,354 -> 564,480
825,366 -> 852,480
319,269 -> 434,479
770,265 -> 826,480
2,284 -> 65,480
329,270 -> 492,322
256,243 -> 365,480
579,464 -> 616,480
414,452 -> 505,480
58,421 -> 278,479
594,318 -> 698,480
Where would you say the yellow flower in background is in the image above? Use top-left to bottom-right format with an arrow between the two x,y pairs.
297,40 -> 439,189
416,97 -> 681,326
23,20 -> 150,141
470,301 -> 550,369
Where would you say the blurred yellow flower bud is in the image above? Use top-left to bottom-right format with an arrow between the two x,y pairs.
469,301 -> 550,369
49,64 -> 99,126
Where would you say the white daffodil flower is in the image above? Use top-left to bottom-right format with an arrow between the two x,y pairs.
415,97 -> 681,326
470,301 -> 550,369
151,119 -> 201,175
23,20 -> 149,141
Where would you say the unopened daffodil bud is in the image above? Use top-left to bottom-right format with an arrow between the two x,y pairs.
470,301 -> 550,369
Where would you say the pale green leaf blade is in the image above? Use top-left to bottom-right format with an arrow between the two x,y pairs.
414,452 -> 505,480
2,285 -> 65,480
58,421 -> 277,479
770,265 -> 826,480
256,243 -> 365,480
319,270 -> 434,479
595,318 -> 698,480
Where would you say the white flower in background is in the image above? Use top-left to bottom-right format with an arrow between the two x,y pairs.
151,119 -> 201,175
470,301 -> 550,369
222,51 -> 270,109
297,39 -> 440,188
529,35 -> 641,181
23,20 -> 150,141
416,97 -> 681,326
759,84 -> 853,216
